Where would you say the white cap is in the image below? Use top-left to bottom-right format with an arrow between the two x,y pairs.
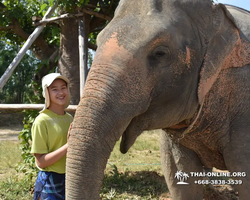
40,73 -> 71,113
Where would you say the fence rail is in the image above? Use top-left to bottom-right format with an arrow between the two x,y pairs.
0,104 -> 77,112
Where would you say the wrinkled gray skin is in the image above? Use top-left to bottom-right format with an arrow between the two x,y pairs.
66,0 -> 250,199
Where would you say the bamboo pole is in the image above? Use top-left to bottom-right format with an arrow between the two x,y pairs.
0,104 -> 77,112
78,17 -> 88,98
0,2 -> 58,91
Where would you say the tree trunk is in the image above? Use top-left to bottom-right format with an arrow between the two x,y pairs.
59,18 -> 80,105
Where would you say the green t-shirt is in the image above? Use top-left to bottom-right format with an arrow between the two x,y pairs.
30,109 -> 73,174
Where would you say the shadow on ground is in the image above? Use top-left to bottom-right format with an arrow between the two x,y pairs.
102,169 -> 239,200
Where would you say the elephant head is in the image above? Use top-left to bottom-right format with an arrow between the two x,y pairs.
66,0 -> 249,199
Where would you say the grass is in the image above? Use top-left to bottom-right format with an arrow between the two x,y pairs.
106,130 -> 162,173
0,141 -> 22,182
0,130 -> 169,199
0,175 -> 34,200
0,141 -> 34,200
102,167 -> 167,199
102,130 -> 168,199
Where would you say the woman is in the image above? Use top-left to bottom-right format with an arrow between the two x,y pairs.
31,73 -> 73,200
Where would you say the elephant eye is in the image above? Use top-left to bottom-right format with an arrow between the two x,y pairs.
151,46 -> 171,59
155,51 -> 166,57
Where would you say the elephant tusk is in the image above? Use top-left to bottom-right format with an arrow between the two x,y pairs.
178,98 -> 205,140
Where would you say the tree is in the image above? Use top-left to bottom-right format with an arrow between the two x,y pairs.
0,0 -> 119,104
0,40 -> 40,103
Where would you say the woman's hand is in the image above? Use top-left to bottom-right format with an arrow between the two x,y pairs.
68,123 -> 73,141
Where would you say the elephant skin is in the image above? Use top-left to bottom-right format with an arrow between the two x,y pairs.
66,0 -> 250,199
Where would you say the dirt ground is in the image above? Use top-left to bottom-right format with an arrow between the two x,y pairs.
0,112 -> 239,199
0,111 -> 24,141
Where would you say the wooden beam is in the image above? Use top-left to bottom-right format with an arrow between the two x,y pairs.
0,104 -> 77,112
33,13 -> 84,26
33,8 -> 111,27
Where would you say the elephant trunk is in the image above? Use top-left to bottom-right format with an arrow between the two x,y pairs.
66,78 -> 125,199
66,34 -> 151,199
66,60 -> 148,199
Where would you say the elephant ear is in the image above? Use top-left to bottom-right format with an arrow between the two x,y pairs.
198,4 -> 250,104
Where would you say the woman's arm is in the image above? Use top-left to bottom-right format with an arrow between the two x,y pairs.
34,143 -> 68,169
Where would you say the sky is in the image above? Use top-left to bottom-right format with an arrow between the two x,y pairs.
216,0 -> 250,11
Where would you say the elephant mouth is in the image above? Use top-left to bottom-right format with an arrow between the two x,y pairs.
163,120 -> 191,137
162,121 -> 190,139
167,120 -> 189,130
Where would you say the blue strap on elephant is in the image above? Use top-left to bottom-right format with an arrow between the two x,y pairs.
33,171 -> 65,200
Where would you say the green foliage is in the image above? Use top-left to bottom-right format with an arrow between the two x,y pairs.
0,0 -> 60,47
57,0 -> 90,11
39,3 -> 48,14
0,41 -> 41,103
88,49 -> 94,68
17,110 -> 39,178
1,0 -> 40,44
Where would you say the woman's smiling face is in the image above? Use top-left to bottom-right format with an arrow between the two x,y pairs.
48,79 -> 69,107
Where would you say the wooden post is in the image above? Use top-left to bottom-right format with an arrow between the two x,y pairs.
78,17 -> 88,98
0,2 -> 58,91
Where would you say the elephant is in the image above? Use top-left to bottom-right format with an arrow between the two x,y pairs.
66,0 -> 250,199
